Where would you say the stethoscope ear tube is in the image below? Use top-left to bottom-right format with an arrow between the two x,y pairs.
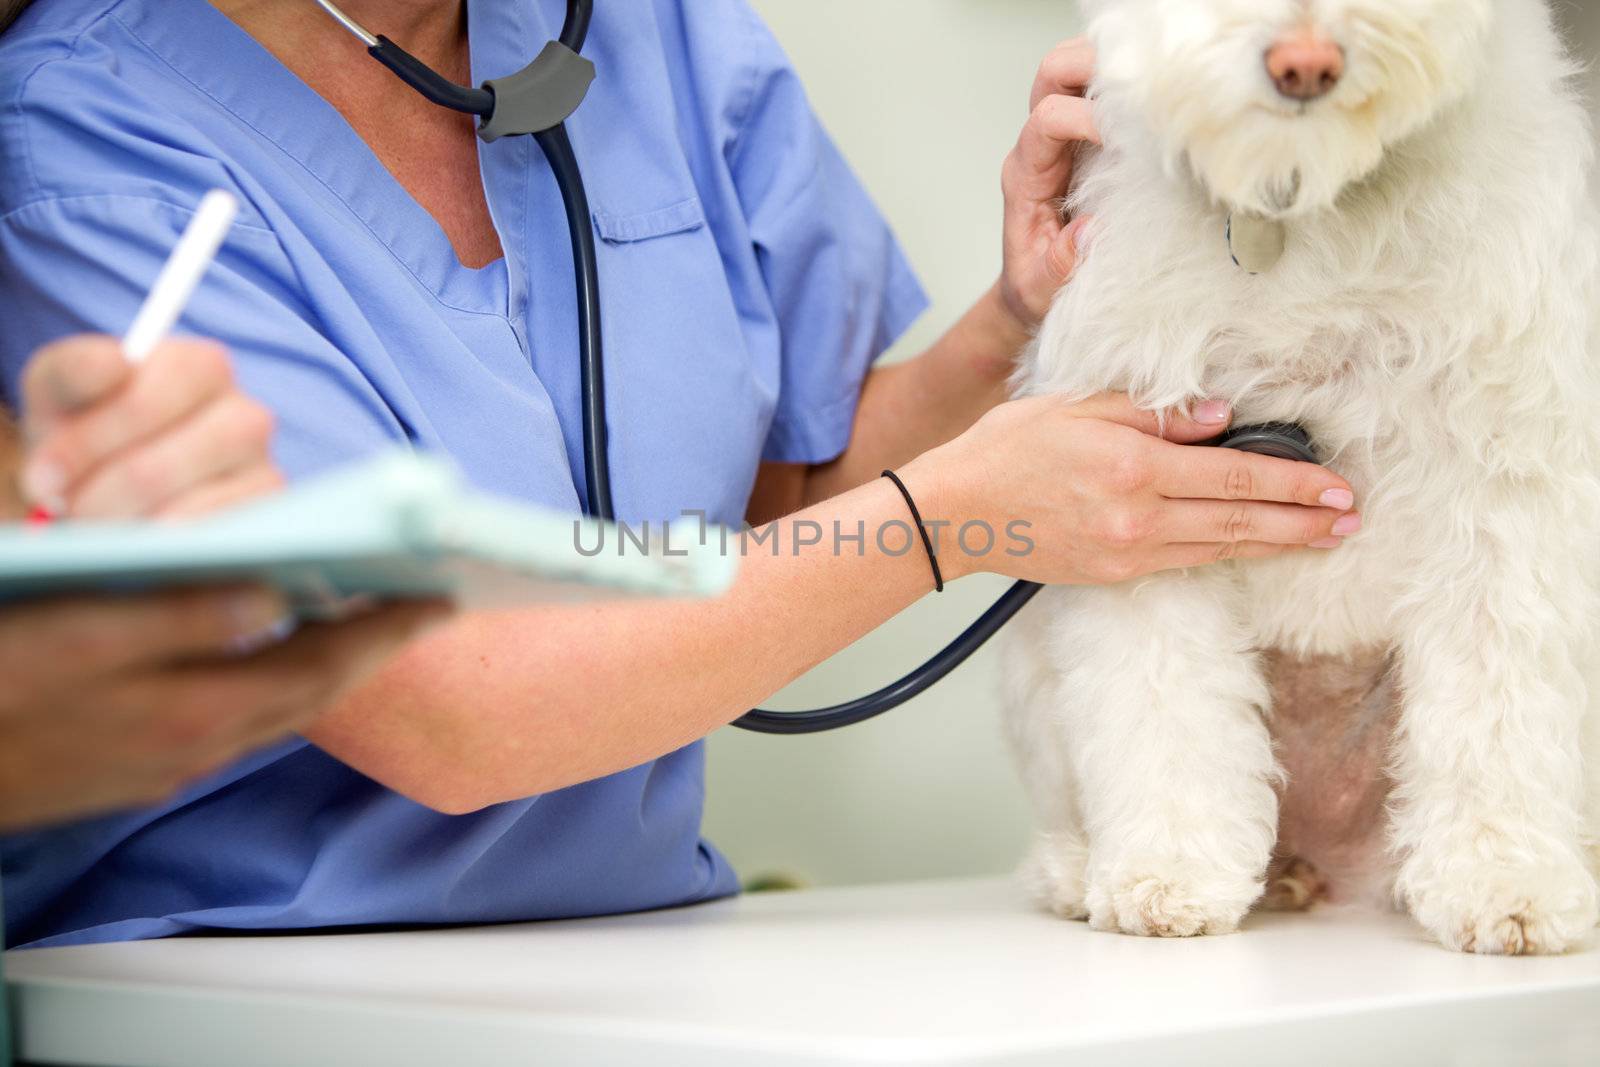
315,1 -> 494,116
367,37 -> 496,116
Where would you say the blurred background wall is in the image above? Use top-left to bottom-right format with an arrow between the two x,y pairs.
1565,2 -> 1600,129
706,0 -> 1600,891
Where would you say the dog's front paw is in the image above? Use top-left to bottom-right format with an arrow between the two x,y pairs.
1400,849 -> 1599,955
1085,859 -> 1262,938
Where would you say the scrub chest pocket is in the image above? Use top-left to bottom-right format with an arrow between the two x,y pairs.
579,190 -> 779,525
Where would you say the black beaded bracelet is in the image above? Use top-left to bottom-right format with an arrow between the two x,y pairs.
881,469 -> 945,593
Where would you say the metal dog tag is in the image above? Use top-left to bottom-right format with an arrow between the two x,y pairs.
1227,212 -> 1287,274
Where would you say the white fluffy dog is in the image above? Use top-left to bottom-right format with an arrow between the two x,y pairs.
1004,0 -> 1600,954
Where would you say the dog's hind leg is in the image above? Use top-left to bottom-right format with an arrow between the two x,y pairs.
1041,572 -> 1279,938
1001,592 -> 1090,919
1260,856 -> 1328,911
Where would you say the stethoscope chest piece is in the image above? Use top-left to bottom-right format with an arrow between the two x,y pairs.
1211,422 -> 1318,464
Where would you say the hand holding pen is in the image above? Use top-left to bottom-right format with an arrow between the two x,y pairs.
17,191 -> 285,520
0,190 -> 453,830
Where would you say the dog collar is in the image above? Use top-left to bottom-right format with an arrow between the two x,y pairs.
1227,212 -> 1287,274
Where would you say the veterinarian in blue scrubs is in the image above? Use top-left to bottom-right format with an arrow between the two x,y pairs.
0,0 -> 1358,951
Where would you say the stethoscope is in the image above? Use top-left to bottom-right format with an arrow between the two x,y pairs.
314,0 -> 1317,735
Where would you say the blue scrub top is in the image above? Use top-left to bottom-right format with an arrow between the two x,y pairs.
0,0 -> 926,948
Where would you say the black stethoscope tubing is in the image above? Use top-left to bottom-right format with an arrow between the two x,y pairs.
330,0 -> 1313,736
321,0 -> 614,519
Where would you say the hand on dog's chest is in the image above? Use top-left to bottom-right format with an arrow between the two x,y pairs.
1228,213 -> 1288,274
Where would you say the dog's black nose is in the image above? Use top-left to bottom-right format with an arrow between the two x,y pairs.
1267,32 -> 1345,101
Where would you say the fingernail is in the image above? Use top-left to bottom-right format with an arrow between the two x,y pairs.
1319,489 -> 1355,510
228,588 -> 290,637
1067,215 -> 1094,257
1331,513 -> 1363,537
1310,537 -> 1343,549
20,460 -> 66,512
1193,399 -> 1231,425
320,593 -> 380,624
227,614 -> 299,658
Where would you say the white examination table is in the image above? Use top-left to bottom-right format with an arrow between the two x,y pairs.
5,877 -> 1598,1066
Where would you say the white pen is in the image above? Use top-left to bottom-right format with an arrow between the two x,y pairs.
24,190 -> 240,523
121,189 -> 239,363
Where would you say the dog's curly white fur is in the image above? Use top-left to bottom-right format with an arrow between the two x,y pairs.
1004,0 -> 1600,954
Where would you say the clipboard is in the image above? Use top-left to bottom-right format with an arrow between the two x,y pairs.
0,452 -> 738,616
